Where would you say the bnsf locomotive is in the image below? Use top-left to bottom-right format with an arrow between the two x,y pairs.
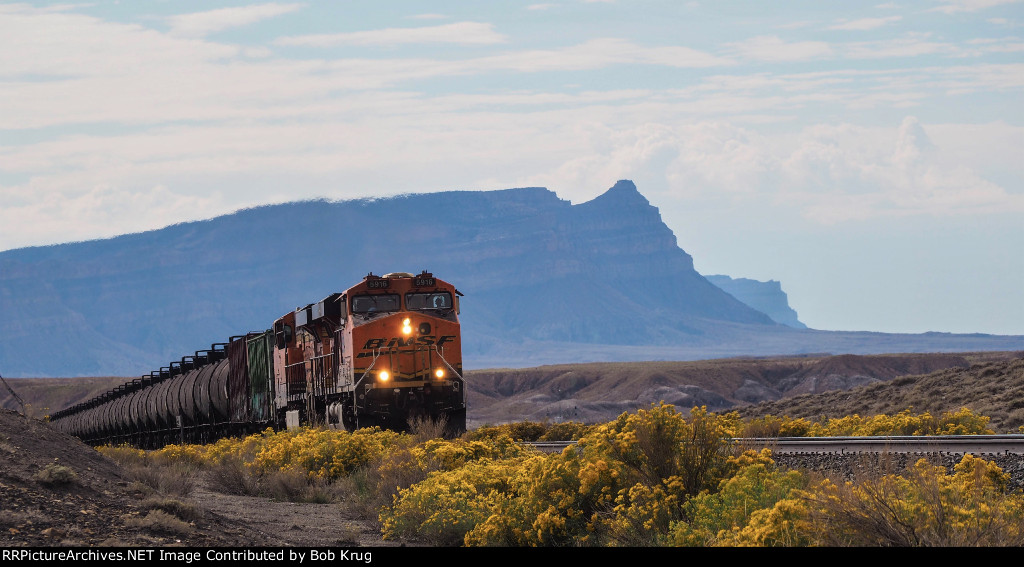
48,271 -> 466,447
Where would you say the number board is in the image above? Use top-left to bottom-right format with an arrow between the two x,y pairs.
414,277 -> 436,287
366,279 -> 390,289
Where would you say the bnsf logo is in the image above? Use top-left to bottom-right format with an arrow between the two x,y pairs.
361,336 -> 456,350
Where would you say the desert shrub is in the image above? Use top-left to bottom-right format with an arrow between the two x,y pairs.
121,461 -> 197,497
151,443 -> 207,468
670,449 -> 807,546
538,421 -> 595,441
407,414 -> 450,443
345,432 -> 530,529
810,454 -> 1022,546
140,497 -> 203,522
204,454 -> 260,496
931,407 -> 994,435
0,508 -> 50,528
261,468 -> 311,501
250,426 -> 402,481
123,510 -> 192,535
467,421 -> 594,442
803,408 -> 994,437
409,434 -> 527,471
381,456 -> 535,546
466,421 -> 546,441
730,454 -> 1024,546
741,415 -> 814,438
97,445 -> 148,467
354,446 -> 432,520
34,461 -> 78,486
452,404 -> 742,546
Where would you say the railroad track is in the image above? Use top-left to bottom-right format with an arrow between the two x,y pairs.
524,435 -> 1024,455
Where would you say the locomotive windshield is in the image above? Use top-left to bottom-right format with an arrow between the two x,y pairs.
351,294 -> 400,314
405,292 -> 452,311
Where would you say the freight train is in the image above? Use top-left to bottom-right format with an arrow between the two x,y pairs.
48,271 -> 466,447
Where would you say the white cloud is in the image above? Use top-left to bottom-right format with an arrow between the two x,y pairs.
781,117 -> 1024,221
931,0 -> 1023,13
166,3 -> 304,38
518,118 -> 1024,224
274,21 -> 508,46
3,3 -> 1023,253
843,35 -> 960,58
727,35 -> 834,62
776,21 -> 817,30
0,7 -> 239,79
828,16 -> 902,31
471,38 -> 732,71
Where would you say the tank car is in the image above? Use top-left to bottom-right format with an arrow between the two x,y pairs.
48,271 -> 466,447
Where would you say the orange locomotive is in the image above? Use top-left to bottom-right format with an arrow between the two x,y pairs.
274,271 -> 466,435
48,270 -> 466,447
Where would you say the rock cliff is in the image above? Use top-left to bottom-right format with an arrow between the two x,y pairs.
705,274 -> 806,328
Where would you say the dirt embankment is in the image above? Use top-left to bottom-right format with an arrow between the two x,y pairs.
736,356 -> 1024,432
0,409 -> 388,548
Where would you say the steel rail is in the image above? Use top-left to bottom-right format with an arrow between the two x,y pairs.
523,435 -> 1024,455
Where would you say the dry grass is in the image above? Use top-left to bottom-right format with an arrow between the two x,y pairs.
257,469 -> 343,504
204,455 -> 260,496
331,446 -> 436,527
121,462 -> 197,497
0,508 -> 50,529
123,510 -> 193,535
407,414 -> 450,443
34,461 -> 78,486
140,496 -> 203,522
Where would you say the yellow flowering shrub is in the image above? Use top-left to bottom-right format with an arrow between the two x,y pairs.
671,449 -> 807,546
730,454 -> 1024,546
932,407 -> 994,435
97,444 -> 148,466
151,442 -> 207,466
538,421 -> 595,441
380,456 -> 538,546
727,494 -> 815,547
466,421 -> 594,442
250,426 -> 402,480
742,415 -> 814,438
452,404 -> 742,546
409,434 -> 527,471
803,408 -> 993,437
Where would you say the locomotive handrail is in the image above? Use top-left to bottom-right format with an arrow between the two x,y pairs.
353,348 -> 384,392
433,345 -> 464,382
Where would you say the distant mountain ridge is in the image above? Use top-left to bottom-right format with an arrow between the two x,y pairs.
2,180 -> 1023,377
705,275 -> 807,329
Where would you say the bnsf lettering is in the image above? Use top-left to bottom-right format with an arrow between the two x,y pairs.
361,335 -> 456,350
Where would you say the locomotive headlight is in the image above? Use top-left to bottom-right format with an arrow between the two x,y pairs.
402,318 -> 412,335
435,368 -> 445,379
379,370 -> 390,382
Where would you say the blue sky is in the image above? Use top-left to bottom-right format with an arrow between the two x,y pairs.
1,0 -> 1022,335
